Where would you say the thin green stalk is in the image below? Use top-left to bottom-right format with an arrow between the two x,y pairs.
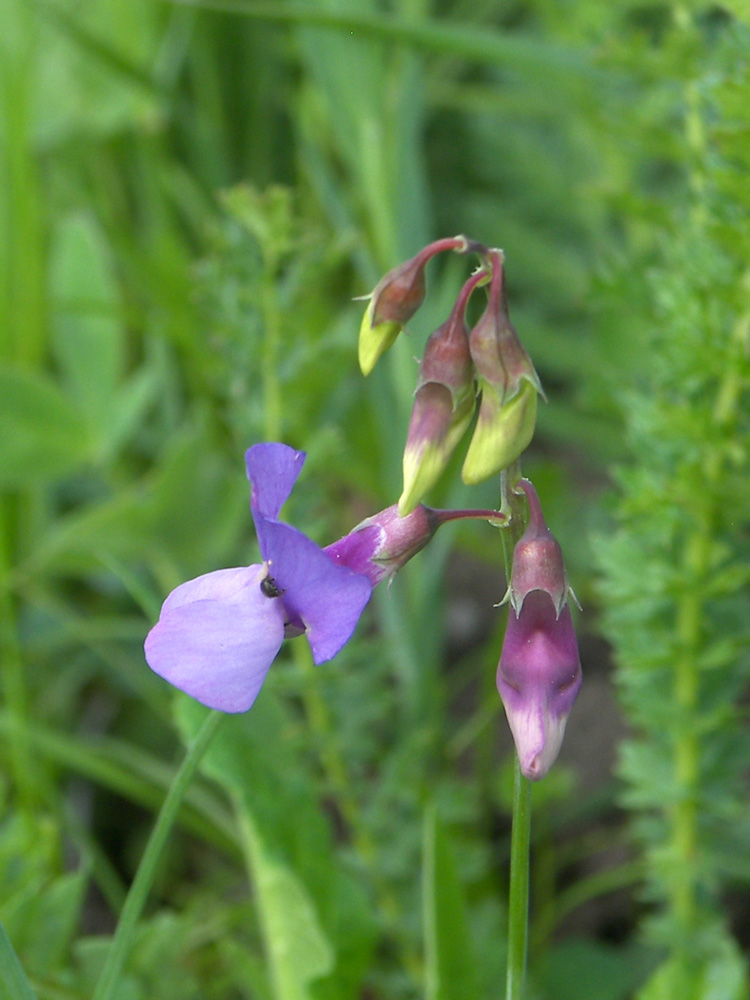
506,755 -> 531,1000
92,709 -> 226,1000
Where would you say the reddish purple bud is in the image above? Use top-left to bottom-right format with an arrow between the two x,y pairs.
507,479 -> 572,617
399,268 -> 486,514
496,480 -> 581,780
462,251 -> 543,483
358,236 -> 470,375
468,250 -> 542,404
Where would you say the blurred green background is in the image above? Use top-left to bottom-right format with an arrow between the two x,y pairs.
1,1 -> 749,998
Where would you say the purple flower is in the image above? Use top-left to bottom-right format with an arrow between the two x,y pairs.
145,442 -> 507,714
145,443 -> 372,713
496,480 -> 581,780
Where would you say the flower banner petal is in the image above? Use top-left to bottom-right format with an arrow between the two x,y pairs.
145,565 -> 286,712
259,519 -> 372,663
246,442 -> 306,522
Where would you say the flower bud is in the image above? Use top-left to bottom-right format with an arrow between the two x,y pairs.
507,479 -> 572,616
357,236 -> 469,375
462,379 -> 537,486
398,268 -> 485,515
461,251 -> 542,484
496,480 -> 581,780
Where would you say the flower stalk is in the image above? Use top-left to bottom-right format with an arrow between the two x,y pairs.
506,755 -> 532,1000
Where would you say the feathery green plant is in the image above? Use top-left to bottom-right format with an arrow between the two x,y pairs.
597,10 -> 750,998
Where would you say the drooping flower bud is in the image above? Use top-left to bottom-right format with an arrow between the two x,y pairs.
462,251 -> 543,484
497,480 -> 581,780
357,236 -> 470,375
325,502 -> 505,587
398,268 -> 486,515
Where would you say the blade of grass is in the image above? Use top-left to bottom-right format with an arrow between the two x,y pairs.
162,0 -> 601,83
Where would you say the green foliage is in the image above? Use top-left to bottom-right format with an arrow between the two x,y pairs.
595,9 -> 750,998
422,804 -> 482,1000
1,0 -> 749,998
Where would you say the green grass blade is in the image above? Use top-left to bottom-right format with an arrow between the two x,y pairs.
164,0 -> 600,81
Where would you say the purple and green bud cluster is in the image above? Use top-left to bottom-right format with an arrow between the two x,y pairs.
144,235 -> 580,780
358,240 -> 542,514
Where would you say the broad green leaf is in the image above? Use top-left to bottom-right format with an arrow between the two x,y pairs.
237,809 -> 334,1000
422,803 -> 480,1000
0,919 -> 38,1000
0,367 -> 90,486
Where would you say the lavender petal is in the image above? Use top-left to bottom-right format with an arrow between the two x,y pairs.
144,564 -> 286,713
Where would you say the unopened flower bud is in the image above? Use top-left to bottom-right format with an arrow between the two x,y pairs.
496,480 -> 581,780
399,268 -> 485,515
462,379 -> 538,486
507,479 -> 573,616
357,236 -> 469,375
461,251 -> 542,484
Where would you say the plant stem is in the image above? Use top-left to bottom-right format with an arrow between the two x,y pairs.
506,755 -> 532,1000
92,709 -> 226,1000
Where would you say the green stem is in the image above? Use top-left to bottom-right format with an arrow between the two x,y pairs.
92,710 -> 226,1000
506,755 -> 531,1000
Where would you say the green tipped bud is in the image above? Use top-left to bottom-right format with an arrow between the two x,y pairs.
460,250 -> 542,483
357,236 -> 472,375
358,307 -> 402,376
397,267 -> 487,515
400,384 -> 475,515
462,378 -> 538,485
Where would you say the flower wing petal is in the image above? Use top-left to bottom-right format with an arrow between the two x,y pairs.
145,565 -> 286,713
246,442 -> 306,522
260,520 -> 372,663
162,566 -> 264,614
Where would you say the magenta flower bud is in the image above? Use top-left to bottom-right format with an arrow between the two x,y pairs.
399,268 -> 486,514
358,236 -> 470,375
496,480 -> 581,780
